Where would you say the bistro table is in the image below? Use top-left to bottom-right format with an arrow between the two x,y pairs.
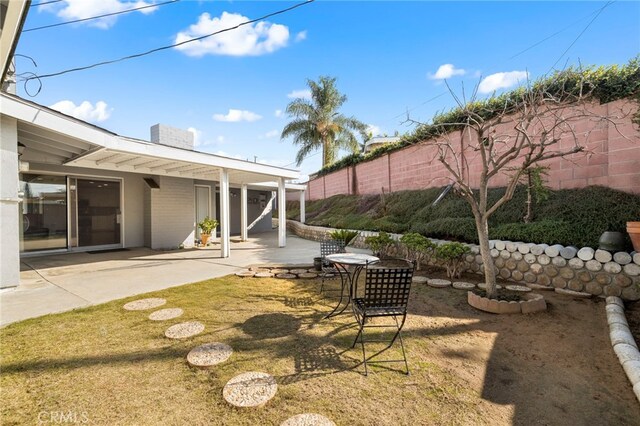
323,253 -> 379,319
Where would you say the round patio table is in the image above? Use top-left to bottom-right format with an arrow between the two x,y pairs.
323,253 -> 379,319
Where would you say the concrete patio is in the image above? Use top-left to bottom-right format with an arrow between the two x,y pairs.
1,230 -> 363,326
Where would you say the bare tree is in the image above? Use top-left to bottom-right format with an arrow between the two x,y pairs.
408,75 -> 629,299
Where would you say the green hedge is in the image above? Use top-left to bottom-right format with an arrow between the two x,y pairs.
288,185 -> 640,249
315,57 -> 640,177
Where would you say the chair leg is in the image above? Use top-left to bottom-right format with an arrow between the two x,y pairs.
359,324 -> 368,376
351,320 -> 364,349
393,315 -> 410,375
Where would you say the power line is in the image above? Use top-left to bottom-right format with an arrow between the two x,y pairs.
22,0 -> 314,89
30,0 -> 63,7
24,0 -> 181,32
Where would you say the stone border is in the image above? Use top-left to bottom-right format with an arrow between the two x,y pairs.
286,220 -> 640,301
467,291 -> 547,314
605,296 -> 640,403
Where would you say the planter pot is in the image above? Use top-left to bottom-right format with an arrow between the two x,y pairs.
628,222 -> 640,252
313,257 -> 323,271
201,234 -> 210,246
598,231 -> 626,253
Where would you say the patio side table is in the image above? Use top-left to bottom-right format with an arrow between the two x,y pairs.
323,253 -> 379,319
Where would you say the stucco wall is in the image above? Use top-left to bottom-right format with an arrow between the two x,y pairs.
150,176 -> 195,249
1,116 -> 20,288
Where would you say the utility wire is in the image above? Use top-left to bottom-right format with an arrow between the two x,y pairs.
24,0 -> 180,32
30,0 -> 63,7
22,0 -> 314,88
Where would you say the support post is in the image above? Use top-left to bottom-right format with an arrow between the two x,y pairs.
278,177 -> 286,247
240,184 -> 248,241
219,168 -> 230,258
299,190 -> 306,224
0,116 -> 20,288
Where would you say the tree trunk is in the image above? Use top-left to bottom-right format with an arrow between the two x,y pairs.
524,171 -> 533,223
475,213 -> 498,299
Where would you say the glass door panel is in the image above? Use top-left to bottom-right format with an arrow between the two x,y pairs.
195,186 -> 210,239
76,179 -> 121,247
19,174 -> 68,252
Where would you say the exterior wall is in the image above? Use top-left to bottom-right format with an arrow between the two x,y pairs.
306,99 -> 640,199
220,187 -> 272,235
149,176 -> 195,249
287,220 -> 640,301
0,116 -> 20,288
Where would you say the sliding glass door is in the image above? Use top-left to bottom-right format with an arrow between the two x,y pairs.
70,178 -> 122,248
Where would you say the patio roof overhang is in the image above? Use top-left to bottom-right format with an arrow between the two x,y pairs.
1,93 -> 299,185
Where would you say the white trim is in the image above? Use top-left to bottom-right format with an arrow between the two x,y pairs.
194,184 -> 212,239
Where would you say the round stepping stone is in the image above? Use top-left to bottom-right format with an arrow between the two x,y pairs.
223,372 -> 277,408
505,285 -> 532,292
187,342 -> 233,368
255,272 -> 274,278
428,279 -> 451,288
298,272 -> 318,279
165,321 -> 205,339
236,271 -> 255,278
413,276 -> 429,284
477,283 -> 502,290
453,281 -> 476,290
149,308 -> 183,321
281,413 -> 336,426
271,269 -> 290,275
276,273 -> 297,279
308,268 -> 320,273
289,269 -> 309,275
123,298 -> 166,311
320,273 -> 335,278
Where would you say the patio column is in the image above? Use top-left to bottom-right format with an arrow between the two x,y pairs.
0,116 -> 20,288
219,168 -> 230,258
278,177 -> 286,247
299,189 -> 306,224
240,184 -> 248,241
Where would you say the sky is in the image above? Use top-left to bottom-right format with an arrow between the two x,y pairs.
13,0 -> 640,181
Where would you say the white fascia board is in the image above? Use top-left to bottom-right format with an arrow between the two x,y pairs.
249,181 -> 307,191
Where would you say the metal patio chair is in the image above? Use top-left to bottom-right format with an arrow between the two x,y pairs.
351,259 -> 415,375
319,239 -> 346,293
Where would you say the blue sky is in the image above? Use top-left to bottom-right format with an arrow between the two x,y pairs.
14,0 -> 640,180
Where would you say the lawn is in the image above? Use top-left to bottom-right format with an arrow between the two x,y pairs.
1,274 -> 639,425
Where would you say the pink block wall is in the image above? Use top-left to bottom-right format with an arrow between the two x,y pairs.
306,99 -> 639,200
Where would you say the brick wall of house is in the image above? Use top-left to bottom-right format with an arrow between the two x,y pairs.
305,99 -> 639,200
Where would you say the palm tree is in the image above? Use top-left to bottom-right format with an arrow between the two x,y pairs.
281,76 -> 367,167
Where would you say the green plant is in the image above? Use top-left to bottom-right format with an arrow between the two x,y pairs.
329,229 -> 359,246
434,242 -> 470,280
365,231 -> 395,258
197,216 -> 218,235
400,233 -> 436,270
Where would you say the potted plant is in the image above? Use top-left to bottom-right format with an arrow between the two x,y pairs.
329,229 -> 359,247
628,221 -> 640,252
198,216 -> 218,246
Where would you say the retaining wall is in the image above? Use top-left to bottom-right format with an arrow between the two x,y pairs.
287,220 -> 640,302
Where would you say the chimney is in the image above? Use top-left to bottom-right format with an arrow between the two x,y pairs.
150,124 -> 194,150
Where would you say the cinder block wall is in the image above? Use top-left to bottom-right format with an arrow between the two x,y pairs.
150,176 -> 195,249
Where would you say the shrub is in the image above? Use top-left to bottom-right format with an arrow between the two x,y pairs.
411,217 -> 478,243
329,229 -> 359,246
434,242 -> 470,279
365,231 -> 395,258
490,220 -> 576,246
400,233 -> 436,270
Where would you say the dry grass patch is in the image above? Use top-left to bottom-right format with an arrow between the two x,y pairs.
1,275 -> 638,425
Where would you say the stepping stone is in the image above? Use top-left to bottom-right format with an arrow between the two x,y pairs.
223,372 -> 277,408
149,308 -> 183,321
187,342 -> 233,368
413,276 -> 429,284
453,281 -> 476,290
236,271 -> 255,278
298,272 -> 319,279
276,273 -> 297,279
308,268 -> 320,273
505,285 -> 532,292
271,269 -> 290,275
281,413 -> 336,426
165,321 -> 205,339
554,288 -> 592,298
477,283 -> 502,290
123,298 -> 166,311
428,279 -> 451,288
255,272 -> 274,278
289,269 -> 309,275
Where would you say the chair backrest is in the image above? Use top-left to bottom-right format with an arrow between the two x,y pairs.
320,240 -> 345,258
363,263 -> 414,308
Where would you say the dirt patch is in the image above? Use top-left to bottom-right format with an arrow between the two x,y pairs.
626,300 -> 640,345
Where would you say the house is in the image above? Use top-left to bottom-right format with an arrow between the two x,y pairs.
0,1 -> 306,289
363,136 -> 400,153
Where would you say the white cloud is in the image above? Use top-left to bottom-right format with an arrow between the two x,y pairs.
212,109 -> 262,122
274,109 -> 284,118
260,130 -> 279,139
216,135 -> 225,144
187,127 -> 203,147
478,71 -> 529,94
428,64 -> 466,80
287,89 -> 311,99
366,124 -> 382,137
295,31 -> 307,42
46,0 -> 157,29
49,100 -> 112,123
174,12 -> 290,57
